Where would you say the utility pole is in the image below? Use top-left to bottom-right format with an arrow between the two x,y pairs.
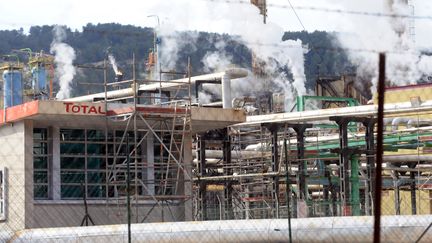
373,53 -> 386,243
250,0 -> 267,24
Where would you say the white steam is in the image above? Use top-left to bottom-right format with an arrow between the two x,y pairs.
202,40 -> 233,72
330,0 -> 432,89
108,53 -> 122,75
198,91 -> 213,104
50,25 -> 76,100
158,22 -> 199,71
148,1 -> 308,109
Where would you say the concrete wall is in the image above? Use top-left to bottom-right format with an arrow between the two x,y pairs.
31,203 -> 184,228
0,118 -> 194,233
0,120 -> 33,237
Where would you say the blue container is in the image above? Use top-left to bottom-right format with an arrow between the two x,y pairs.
31,66 -> 47,92
3,70 -> 23,108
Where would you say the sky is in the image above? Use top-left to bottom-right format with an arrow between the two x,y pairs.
0,0 -> 431,49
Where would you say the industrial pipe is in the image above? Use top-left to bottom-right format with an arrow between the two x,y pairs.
193,149 -> 266,159
389,117 -> 432,131
221,74 -> 231,108
391,117 -> 411,131
407,119 -> 432,128
240,99 -> 432,125
64,68 -> 248,102
8,215 -> 432,242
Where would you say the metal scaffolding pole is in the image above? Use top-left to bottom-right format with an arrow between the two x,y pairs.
263,123 -> 280,218
102,54 -> 193,223
223,128 -> 234,219
197,135 -> 207,220
363,119 -> 377,216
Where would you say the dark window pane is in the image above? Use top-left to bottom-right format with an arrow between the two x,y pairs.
108,186 -> 116,197
107,144 -> 114,155
34,156 -> 48,169
33,128 -> 47,140
60,143 -> 85,154
88,172 -> 105,183
34,171 -> 48,183
88,185 -> 105,198
61,171 -> 85,183
34,185 -> 48,199
33,142 -> 48,155
115,131 -> 134,142
88,157 -> 105,169
61,185 -> 83,198
60,129 -> 85,141
61,157 -> 85,169
119,144 -> 136,155
87,144 -> 105,155
87,130 -> 105,142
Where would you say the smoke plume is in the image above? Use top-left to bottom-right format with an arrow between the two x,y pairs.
330,0 -> 432,89
50,25 -> 76,100
158,22 -> 199,72
148,1 -> 308,109
202,40 -> 233,73
108,53 -> 121,75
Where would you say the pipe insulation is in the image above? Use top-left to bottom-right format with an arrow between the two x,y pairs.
64,68 -> 248,102
7,215 -> 432,242
221,74 -> 231,108
240,100 -> 432,125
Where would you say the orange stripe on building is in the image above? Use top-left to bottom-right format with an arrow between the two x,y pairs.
0,100 -> 39,125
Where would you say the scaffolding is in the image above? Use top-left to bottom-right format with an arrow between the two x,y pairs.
100,54 -> 193,222
193,110 -> 432,220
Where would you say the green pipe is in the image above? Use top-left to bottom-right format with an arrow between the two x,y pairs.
296,96 -> 304,112
298,132 -> 432,151
350,155 -> 360,216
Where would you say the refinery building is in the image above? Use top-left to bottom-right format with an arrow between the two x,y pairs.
0,50 -> 432,242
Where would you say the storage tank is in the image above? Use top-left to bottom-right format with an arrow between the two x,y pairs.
3,70 -> 23,108
31,66 -> 47,92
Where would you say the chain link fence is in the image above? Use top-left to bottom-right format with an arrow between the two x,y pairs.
0,54 -> 431,243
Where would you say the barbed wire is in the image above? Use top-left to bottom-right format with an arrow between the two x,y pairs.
0,0 -> 431,56
205,0 -> 432,20
0,26 -> 425,56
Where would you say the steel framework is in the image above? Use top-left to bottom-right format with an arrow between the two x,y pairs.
98,55 -> 193,222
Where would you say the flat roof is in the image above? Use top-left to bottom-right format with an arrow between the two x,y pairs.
386,82 -> 432,91
0,101 -> 246,133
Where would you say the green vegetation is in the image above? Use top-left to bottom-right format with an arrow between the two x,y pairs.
0,24 -> 352,97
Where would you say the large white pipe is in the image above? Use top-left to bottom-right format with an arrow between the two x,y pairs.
64,68 -> 248,102
391,117 -> 411,131
242,125 -> 432,152
8,215 -> 432,242
222,74 -> 231,108
391,117 -> 432,131
193,150 -> 265,159
241,100 -> 432,125
408,118 -> 432,128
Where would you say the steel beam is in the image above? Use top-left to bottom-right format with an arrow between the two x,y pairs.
262,123 -> 281,218
330,117 -> 364,216
223,128 -> 234,220
197,134 -> 207,220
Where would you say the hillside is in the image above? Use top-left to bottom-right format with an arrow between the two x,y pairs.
0,23 -> 352,97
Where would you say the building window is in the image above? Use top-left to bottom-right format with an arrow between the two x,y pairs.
57,128 -> 172,200
60,129 -> 109,199
0,167 -> 6,221
33,128 -> 49,199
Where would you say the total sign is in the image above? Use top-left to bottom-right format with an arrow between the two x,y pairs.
63,102 -> 106,115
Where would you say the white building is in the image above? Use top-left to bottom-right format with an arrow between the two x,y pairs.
0,99 -> 244,237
